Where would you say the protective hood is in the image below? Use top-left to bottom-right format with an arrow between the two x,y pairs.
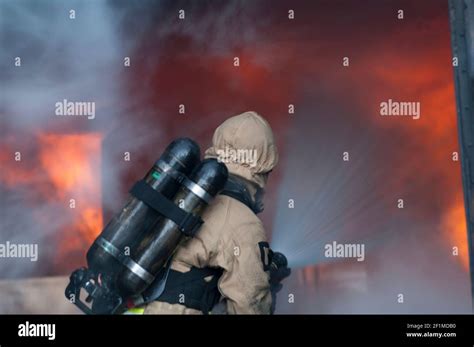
204,111 -> 278,188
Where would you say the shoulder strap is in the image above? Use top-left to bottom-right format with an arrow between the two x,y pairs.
219,176 -> 257,212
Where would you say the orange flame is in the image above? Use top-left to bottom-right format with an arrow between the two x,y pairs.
0,147 -> 37,186
1,133 -> 103,273
37,134 -> 103,266
443,198 -> 469,270
38,134 -> 100,200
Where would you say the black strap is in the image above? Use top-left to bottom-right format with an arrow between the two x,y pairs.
156,267 -> 223,314
220,176 -> 256,212
130,180 -> 203,237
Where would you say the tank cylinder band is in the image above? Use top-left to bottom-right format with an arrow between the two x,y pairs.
96,237 -> 154,284
156,160 -> 213,203
155,160 -> 184,182
182,178 -> 213,204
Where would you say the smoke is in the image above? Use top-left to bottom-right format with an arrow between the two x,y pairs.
0,0 -> 471,314
270,93 -> 397,268
269,0 -> 472,312
0,0 -> 162,278
0,0 -> 271,277
271,94 -> 471,313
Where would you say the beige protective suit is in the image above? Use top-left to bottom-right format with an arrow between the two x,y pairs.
143,111 -> 278,314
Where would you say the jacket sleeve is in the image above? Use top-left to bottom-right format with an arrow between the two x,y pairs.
214,222 -> 272,314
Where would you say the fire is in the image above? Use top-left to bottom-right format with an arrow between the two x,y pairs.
0,145 -> 37,186
0,133 -> 103,275
38,134 -> 100,200
37,134 -> 103,269
365,25 -> 470,273
443,198 -> 470,270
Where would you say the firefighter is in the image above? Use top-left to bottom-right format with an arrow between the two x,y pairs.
143,111 -> 279,314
